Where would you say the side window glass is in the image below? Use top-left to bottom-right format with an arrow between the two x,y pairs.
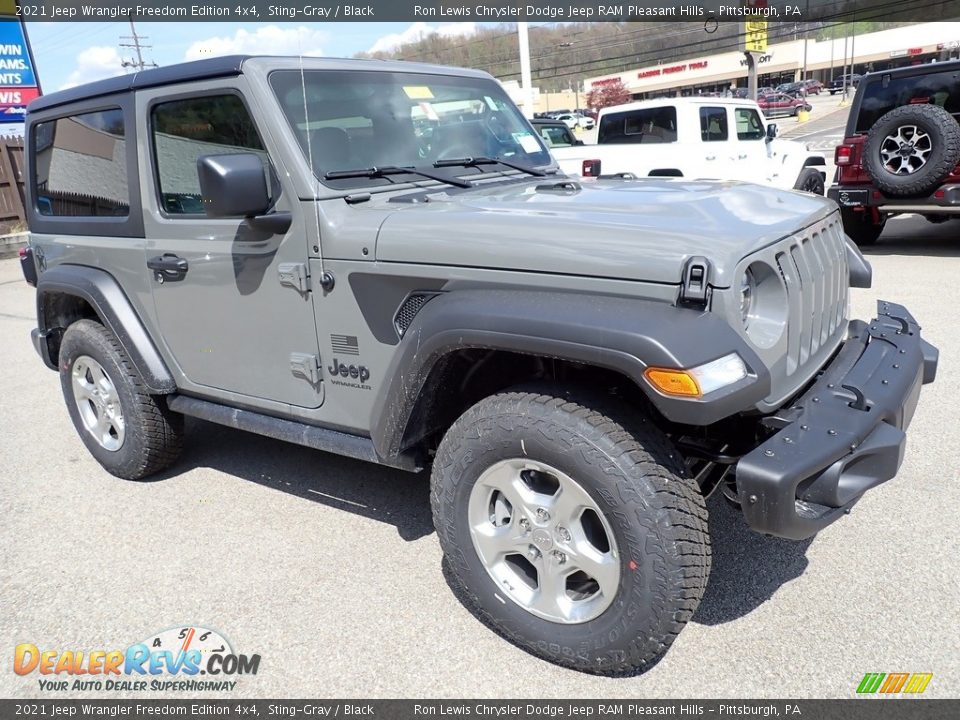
538,126 -> 575,148
151,94 -> 270,215
33,108 -> 128,217
699,107 -> 728,142
736,108 -> 765,141
599,107 -> 677,144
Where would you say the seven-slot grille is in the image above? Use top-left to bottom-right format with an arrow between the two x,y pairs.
774,216 -> 850,376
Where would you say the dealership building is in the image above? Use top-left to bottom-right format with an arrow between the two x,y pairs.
585,22 -> 960,98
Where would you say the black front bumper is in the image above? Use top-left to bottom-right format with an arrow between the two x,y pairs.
736,301 -> 938,540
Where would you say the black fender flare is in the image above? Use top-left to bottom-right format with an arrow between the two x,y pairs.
369,289 -> 770,461
36,265 -> 176,394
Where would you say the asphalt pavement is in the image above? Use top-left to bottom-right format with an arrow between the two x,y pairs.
1,215 -> 958,699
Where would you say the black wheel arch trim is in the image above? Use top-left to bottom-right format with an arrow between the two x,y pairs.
369,289 -> 771,461
36,264 -> 176,394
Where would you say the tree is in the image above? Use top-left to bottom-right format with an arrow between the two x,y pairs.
585,79 -> 632,111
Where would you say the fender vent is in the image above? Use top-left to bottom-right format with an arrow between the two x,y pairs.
394,292 -> 439,336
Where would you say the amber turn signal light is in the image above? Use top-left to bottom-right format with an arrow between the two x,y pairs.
643,368 -> 702,398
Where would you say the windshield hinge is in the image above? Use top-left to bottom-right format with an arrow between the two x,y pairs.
290,353 -> 322,385
278,262 -> 310,293
678,256 -> 712,309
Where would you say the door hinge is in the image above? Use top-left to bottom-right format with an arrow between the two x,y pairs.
290,353 -> 322,385
278,262 -> 310,293
678,256 -> 712,309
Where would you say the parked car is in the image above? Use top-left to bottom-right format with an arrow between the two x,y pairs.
828,59 -> 960,245
828,73 -> 862,94
801,78 -> 824,95
776,81 -> 807,97
758,93 -> 812,118
732,87 -> 749,99
548,97 -> 827,194
555,112 -> 595,130
19,55 -> 938,677
530,117 -> 584,148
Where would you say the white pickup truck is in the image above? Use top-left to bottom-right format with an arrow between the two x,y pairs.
551,97 -> 827,193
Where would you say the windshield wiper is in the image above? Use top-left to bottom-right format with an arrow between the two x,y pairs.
323,165 -> 473,189
433,156 -> 547,177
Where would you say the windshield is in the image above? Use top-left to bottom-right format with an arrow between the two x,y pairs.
269,69 -> 552,189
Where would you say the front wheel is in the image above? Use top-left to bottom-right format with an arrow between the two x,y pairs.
431,391 -> 710,675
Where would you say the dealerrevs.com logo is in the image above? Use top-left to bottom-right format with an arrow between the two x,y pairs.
14,626 -> 260,692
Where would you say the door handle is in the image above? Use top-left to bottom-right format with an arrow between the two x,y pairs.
705,155 -> 716,161
738,154 -> 748,159
147,253 -> 188,283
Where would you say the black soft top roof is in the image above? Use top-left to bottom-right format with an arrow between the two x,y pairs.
28,55 -> 249,114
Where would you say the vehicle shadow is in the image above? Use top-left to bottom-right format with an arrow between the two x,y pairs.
158,417 -> 434,541
166,418 -> 812,624
862,224 -> 960,257
692,494 -> 813,626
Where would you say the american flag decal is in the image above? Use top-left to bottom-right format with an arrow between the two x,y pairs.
330,334 -> 359,356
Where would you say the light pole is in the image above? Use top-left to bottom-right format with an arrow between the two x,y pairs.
801,1 -> 810,80
518,22 -> 534,119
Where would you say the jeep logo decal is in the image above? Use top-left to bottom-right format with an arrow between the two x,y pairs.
328,357 -> 370,385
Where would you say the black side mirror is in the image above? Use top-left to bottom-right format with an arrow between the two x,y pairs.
197,153 -> 271,218
575,139 -> 585,146
765,123 -> 778,141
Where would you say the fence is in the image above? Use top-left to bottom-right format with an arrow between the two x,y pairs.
0,136 -> 25,234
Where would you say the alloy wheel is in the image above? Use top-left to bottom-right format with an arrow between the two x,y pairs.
880,125 -> 932,175
467,458 -> 620,624
71,355 -> 125,451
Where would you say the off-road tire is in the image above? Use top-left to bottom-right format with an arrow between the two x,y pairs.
863,104 -> 960,197
59,319 -> 183,480
841,208 -> 885,246
430,390 -> 710,675
794,167 -> 825,195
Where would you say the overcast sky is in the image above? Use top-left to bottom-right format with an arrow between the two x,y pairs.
25,21 -> 488,91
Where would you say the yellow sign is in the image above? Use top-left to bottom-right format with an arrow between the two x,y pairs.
745,21 -> 768,53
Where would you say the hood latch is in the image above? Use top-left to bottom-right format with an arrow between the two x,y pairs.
678,256 -> 712,309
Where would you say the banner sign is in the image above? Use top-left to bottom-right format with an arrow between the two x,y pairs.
0,17 -> 39,122
0,0 -> 940,23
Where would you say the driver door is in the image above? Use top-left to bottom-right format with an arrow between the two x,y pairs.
137,80 -> 323,409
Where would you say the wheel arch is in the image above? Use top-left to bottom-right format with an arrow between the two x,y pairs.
36,265 -> 176,394
369,289 -> 770,462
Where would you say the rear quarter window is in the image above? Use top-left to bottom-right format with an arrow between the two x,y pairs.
598,107 -> 677,144
33,108 -> 128,217
855,70 -> 960,133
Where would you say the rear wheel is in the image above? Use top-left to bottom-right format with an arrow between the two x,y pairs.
794,167 -> 825,195
841,208 -> 885,246
59,319 -> 183,480
431,391 -> 710,675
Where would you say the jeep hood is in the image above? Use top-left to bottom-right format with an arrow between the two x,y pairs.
374,178 -> 836,287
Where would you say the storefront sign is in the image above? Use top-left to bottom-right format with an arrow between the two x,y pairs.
0,18 -> 40,122
637,60 -> 709,80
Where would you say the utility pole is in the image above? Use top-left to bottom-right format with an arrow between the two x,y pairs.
120,16 -> 157,72
746,52 -> 758,101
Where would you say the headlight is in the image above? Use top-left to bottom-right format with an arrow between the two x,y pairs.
740,262 -> 787,349
740,269 -> 755,326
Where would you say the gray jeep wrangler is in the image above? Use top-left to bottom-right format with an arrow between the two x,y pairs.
20,56 -> 938,676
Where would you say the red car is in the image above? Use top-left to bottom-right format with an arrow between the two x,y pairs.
801,78 -> 824,95
758,93 -> 812,118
